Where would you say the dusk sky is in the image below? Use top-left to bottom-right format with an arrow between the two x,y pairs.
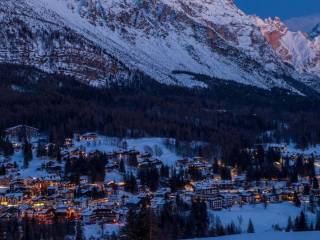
234,0 -> 320,31
234,0 -> 320,20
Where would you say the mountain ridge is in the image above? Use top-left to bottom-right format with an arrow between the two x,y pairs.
0,0 -> 320,95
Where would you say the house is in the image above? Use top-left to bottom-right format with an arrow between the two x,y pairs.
64,138 -> 73,148
5,125 -> 39,141
35,207 -> 55,224
240,192 -> 255,204
264,193 -> 281,203
221,193 -> 240,208
1,192 -> 24,206
94,205 -> 119,223
207,196 -> 223,210
194,180 -> 219,198
82,204 -> 119,224
151,197 -> 167,214
79,133 -> 98,141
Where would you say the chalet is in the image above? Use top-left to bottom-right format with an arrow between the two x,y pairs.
64,138 -> 73,148
0,192 -> 23,206
240,192 -> 255,204
20,204 -> 35,219
194,180 -> 219,198
54,205 -> 79,221
221,193 -> 240,208
176,158 -> 191,170
9,179 -> 26,192
206,195 -> 223,210
151,197 -> 167,214
105,161 -> 119,172
215,180 -> 234,190
138,158 -> 163,169
311,189 -> 320,197
82,204 -> 119,224
79,133 -> 98,142
35,207 -> 55,224
138,152 -> 152,159
263,193 -> 281,203
93,205 -> 119,223
41,161 -> 62,174
47,186 -> 58,196
0,186 -> 9,195
55,206 -> 69,221
188,161 -> 207,173
280,189 -> 295,201
1,207 -> 21,219
5,125 -> 39,141
291,183 -> 304,193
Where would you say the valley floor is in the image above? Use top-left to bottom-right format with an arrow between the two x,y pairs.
191,231 -> 320,240
209,202 -> 316,233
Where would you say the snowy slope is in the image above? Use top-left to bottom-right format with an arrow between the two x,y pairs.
255,17 -> 320,90
0,0 -> 319,92
192,231 -> 320,240
209,203 -> 315,233
310,23 -> 320,39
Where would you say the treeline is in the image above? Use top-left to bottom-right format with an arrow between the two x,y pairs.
120,196 -> 257,240
64,152 -> 108,183
1,63 -> 320,151
218,144 -> 318,181
284,211 -> 320,232
0,217 -> 74,240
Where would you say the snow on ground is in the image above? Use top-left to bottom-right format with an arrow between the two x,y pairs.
105,170 -> 123,183
286,143 -> 320,156
1,135 -> 184,179
191,231 -> 320,240
73,136 -> 183,166
10,149 -> 57,179
84,223 -> 121,239
209,203 -> 316,233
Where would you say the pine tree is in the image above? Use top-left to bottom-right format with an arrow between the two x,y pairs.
75,221 -> 83,240
56,148 -> 62,163
294,211 -> 308,231
64,158 -> 71,177
23,140 -> 33,168
286,216 -> 293,232
119,159 -> 126,173
124,173 -> 138,194
121,199 -> 161,240
0,165 -> 6,176
303,184 -> 310,195
293,191 -> 301,207
247,219 -> 255,233
160,165 -> 169,178
315,211 -> 320,230
312,177 -> 319,189
128,154 -> 138,167
36,141 -> 46,158
189,198 -> 209,237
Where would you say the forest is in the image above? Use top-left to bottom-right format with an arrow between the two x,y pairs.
1,63 -> 320,154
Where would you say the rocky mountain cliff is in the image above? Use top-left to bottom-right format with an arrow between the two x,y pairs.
0,0 -> 320,93
255,17 -> 320,91
310,23 -> 320,39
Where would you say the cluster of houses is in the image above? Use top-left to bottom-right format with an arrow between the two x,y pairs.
0,125 -> 320,234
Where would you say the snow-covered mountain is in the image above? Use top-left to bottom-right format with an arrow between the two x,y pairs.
0,0 -> 319,93
255,17 -> 320,90
310,23 -> 320,39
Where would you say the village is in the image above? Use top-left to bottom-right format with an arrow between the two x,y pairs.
0,125 -> 320,239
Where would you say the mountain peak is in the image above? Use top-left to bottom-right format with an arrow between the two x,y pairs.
0,0 -> 320,94
310,23 -> 320,38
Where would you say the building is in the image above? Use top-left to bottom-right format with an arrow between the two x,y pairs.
207,196 -> 223,210
5,125 -> 39,141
